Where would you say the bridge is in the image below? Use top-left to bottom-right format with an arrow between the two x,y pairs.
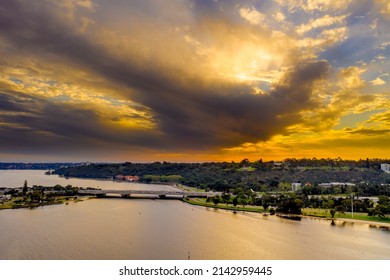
78,189 -> 221,199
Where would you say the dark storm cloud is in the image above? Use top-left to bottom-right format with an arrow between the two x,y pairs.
0,91 -> 171,153
0,92 -> 99,151
139,60 -> 329,148
0,93 -> 28,112
0,0 -> 329,154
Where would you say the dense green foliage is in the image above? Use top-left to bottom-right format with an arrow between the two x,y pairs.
143,175 -> 183,183
276,195 -> 303,214
304,196 -> 373,212
53,159 -> 390,195
1,182 -> 80,209
5,184 -> 79,198
368,196 -> 390,217
52,158 -> 390,217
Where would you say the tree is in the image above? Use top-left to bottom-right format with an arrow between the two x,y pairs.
324,199 -> 334,209
278,182 -> 291,192
233,188 -> 244,196
22,180 -> 28,195
212,195 -> 221,206
30,190 -> 42,203
372,196 -> 390,218
232,196 -> 238,207
276,195 -> 303,214
241,198 -> 248,208
269,179 -> 279,190
330,209 -> 336,219
333,187 -> 342,194
239,158 -> 250,168
221,193 -> 231,205
335,205 -> 345,215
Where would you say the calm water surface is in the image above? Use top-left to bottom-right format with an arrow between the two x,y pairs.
0,170 -> 176,191
1,171 -> 390,260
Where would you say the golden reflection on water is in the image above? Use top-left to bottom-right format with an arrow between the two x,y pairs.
1,198 -> 390,260
1,170 -> 390,260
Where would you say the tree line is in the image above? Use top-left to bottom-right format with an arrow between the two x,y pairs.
201,190 -> 390,218
0,162 -> 84,170
53,159 -> 390,195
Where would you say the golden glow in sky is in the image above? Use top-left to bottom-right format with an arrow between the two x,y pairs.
0,0 -> 389,162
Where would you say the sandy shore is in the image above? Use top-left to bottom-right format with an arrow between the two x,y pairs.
302,215 -> 390,228
335,218 -> 390,228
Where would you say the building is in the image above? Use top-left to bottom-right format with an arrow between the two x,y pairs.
318,182 -> 355,188
0,194 -> 11,202
115,175 -> 140,182
124,175 -> 140,182
381,163 -> 390,173
291,183 -> 302,191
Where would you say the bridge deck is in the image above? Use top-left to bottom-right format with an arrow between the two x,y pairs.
78,189 -> 220,198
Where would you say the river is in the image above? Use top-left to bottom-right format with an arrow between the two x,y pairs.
0,170 -> 176,191
0,170 -> 390,260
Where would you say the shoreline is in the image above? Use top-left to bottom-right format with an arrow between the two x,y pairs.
0,196 -> 91,211
302,215 -> 390,228
53,173 -> 176,186
3,194 -> 390,229
182,198 -> 390,228
183,197 -> 267,213
335,217 -> 390,228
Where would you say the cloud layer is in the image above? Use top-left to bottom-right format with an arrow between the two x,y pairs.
0,0 -> 389,161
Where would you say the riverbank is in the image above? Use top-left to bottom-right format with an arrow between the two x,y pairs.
0,196 -> 90,210
183,198 -> 390,228
172,184 -> 206,193
336,218 -> 390,228
183,197 -> 266,213
302,207 -> 390,224
302,215 -> 390,229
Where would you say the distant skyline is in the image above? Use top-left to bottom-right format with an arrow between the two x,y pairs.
0,0 -> 389,162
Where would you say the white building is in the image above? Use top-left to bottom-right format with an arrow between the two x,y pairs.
291,183 -> 302,191
381,163 -> 390,173
318,182 -> 355,188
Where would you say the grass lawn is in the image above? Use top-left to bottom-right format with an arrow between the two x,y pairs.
174,184 -> 206,193
0,199 -> 14,209
0,197 -> 28,210
302,208 -> 390,223
184,198 -> 267,213
181,202 -> 390,224
300,166 -> 350,171
238,167 -> 256,172
0,196 -> 87,210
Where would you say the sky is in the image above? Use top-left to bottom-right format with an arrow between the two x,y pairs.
0,0 -> 389,162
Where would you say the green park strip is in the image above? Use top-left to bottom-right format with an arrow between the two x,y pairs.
183,198 -> 267,213
299,166 -> 351,171
302,208 -> 390,224
173,184 -> 206,193
0,196 -> 88,210
183,199 -> 390,225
